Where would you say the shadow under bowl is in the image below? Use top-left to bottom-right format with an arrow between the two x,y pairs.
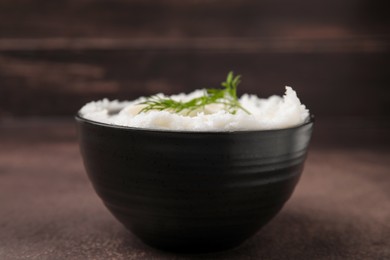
76,115 -> 314,253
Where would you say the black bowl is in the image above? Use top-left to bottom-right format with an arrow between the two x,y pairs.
76,114 -> 314,253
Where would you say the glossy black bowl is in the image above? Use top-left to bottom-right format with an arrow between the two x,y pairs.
76,114 -> 314,253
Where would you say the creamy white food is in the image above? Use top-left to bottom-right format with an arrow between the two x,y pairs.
79,87 -> 309,131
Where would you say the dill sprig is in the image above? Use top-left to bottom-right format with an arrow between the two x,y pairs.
139,71 -> 250,115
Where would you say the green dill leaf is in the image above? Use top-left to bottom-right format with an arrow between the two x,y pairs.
139,71 -> 250,115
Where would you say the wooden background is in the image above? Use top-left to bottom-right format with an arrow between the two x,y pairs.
0,0 -> 389,118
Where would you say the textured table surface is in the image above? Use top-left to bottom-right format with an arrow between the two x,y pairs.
0,118 -> 389,260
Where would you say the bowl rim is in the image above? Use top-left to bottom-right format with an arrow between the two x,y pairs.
75,113 -> 314,135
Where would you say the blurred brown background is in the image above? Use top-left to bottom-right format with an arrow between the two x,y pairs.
0,0 -> 389,118
1,1 -> 390,259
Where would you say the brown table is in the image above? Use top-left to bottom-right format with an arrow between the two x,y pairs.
1,118 -> 389,259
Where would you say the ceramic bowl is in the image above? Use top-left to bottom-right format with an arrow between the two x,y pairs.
76,114 -> 314,253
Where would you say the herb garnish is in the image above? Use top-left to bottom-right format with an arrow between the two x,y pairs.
139,71 -> 250,115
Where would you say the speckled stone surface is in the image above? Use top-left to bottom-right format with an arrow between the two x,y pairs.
0,119 -> 389,259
